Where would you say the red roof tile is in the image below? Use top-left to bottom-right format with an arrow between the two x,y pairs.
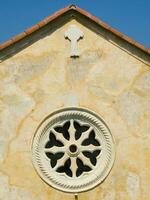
0,5 -> 149,55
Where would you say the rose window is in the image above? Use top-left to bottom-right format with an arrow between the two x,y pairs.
45,120 -> 101,177
32,108 -> 115,193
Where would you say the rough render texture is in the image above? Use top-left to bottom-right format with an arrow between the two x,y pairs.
0,19 -> 149,200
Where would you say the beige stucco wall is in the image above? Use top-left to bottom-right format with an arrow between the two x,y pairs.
0,19 -> 150,200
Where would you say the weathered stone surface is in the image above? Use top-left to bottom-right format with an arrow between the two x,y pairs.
0,19 -> 149,199
127,172 -> 140,200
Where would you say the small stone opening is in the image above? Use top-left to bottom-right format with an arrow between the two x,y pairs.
69,144 -> 77,153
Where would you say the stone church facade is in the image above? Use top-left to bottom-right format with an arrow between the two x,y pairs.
0,5 -> 149,200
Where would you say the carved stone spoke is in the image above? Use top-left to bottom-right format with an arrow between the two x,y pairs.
78,154 -> 94,169
70,157 -> 78,177
52,128 -> 68,144
69,119 -> 76,143
54,153 -> 68,169
44,146 -> 65,154
77,127 -> 93,144
80,144 -> 102,152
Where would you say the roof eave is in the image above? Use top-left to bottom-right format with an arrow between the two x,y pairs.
0,5 -> 149,55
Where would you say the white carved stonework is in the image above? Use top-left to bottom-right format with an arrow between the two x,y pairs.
64,25 -> 84,57
32,107 -> 115,193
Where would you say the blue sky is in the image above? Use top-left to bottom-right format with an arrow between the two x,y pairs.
0,0 -> 150,48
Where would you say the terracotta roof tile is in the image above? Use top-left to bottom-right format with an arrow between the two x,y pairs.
0,39 -> 12,49
11,32 -> 26,43
0,5 -> 149,55
25,24 -> 40,35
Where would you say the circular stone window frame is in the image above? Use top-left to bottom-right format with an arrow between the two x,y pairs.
32,107 -> 115,193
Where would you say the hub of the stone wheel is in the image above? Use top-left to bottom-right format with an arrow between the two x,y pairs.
68,144 -> 79,156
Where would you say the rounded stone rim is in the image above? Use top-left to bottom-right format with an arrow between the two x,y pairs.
31,107 -> 116,193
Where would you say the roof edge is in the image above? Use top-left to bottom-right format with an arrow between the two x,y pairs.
0,5 -> 149,55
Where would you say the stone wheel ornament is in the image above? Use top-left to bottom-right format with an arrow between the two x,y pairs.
32,107 -> 115,193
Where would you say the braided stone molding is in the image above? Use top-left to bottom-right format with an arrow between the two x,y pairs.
32,107 -> 115,193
